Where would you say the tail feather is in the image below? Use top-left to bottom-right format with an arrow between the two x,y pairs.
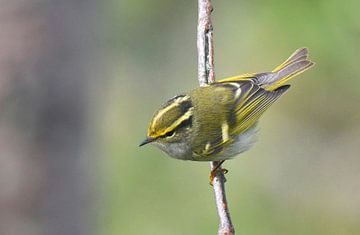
218,47 -> 315,90
272,47 -> 309,72
270,60 -> 313,88
262,48 -> 314,90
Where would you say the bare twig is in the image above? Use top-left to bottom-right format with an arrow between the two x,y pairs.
210,162 -> 235,235
197,0 -> 235,234
197,0 -> 215,86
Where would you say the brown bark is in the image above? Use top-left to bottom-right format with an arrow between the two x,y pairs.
197,0 -> 235,234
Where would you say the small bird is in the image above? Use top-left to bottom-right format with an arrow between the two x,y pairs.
140,48 -> 314,169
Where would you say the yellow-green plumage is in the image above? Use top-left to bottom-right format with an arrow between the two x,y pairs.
140,48 -> 314,161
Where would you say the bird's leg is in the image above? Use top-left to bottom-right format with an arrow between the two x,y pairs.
209,160 -> 228,185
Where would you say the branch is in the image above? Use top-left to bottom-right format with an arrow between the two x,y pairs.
197,1 -> 235,234
197,0 -> 215,86
210,162 -> 235,235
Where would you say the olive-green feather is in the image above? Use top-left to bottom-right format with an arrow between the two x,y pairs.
148,95 -> 193,137
190,85 -> 235,157
190,80 -> 289,158
191,47 -> 315,157
141,48 -> 314,161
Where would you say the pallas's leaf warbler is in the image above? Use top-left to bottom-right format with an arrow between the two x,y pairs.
140,48 -> 314,163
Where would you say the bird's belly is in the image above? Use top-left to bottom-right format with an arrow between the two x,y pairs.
219,125 -> 258,160
154,124 -> 258,161
193,124 -> 259,161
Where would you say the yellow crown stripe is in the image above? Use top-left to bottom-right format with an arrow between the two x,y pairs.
157,107 -> 194,136
150,95 -> 191,130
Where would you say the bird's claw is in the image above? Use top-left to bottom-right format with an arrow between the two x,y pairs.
209,168 -> 228,186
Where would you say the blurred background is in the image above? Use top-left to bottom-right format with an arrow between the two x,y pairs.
0,0 -> 359,234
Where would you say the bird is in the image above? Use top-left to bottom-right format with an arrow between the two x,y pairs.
140,48 -> 314,178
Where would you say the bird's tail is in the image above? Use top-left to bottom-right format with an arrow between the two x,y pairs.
263,48 -> 315,90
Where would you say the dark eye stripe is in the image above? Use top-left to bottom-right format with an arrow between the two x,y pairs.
176,115 -> 192,129
165,130 -> 175,137
161,115 -> 192,138
179,100 -> 193,114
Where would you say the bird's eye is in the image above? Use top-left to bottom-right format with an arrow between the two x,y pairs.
165,131 -> 175,138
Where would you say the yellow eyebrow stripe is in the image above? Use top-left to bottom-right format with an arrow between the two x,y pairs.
157,107 -> 194,136
150,95 -> 190,130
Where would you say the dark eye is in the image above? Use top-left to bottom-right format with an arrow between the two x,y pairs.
165,131 -> 175,138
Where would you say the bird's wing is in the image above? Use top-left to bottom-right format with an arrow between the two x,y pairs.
230,82 -> 290,136
192,81 -> 289,158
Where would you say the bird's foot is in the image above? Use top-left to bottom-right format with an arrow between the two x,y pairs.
209,160 -> 227,186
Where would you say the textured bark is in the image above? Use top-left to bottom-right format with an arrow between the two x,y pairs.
197,0 -> 215,86
197,0 -> 235,234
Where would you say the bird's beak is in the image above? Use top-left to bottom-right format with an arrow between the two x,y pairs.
139,137 -> 155,147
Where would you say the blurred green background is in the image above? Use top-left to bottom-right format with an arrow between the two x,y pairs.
100,0 -> 360,234
1,0 -> 359,235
